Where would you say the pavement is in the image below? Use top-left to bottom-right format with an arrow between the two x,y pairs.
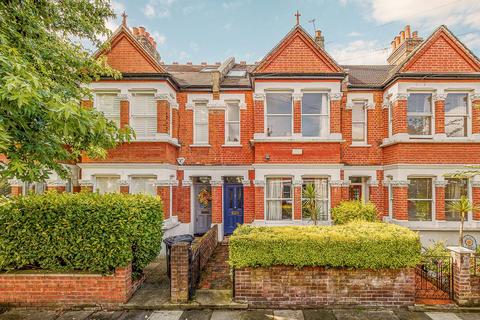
0,309 -> 479,320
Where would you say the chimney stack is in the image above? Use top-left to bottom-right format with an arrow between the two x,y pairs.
387,25 -> 423,65
314,30 -> 325,49
132,27 -> 139,36
131,26 -> 161,62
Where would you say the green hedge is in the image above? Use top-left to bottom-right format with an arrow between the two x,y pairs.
0,192 -> 163,275
331,201 -> 379,225
229,222 -> 421,269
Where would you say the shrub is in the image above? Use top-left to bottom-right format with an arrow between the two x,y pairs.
331,200 -> 378,225
0,191 -> 163,275
229,222 -> 421,269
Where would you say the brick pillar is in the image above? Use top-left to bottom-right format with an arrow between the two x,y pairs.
254,180 -> 265,220
341,182 -> 350,201
253,94 -> 265,134
330,181 -> 343,209
79,180 -> 93,192
450,247 -> 476,306
170,242 -> 190,303
330,94 -> 342,134
392,182 -> 409,220
172,107 -> 179,139
382,104 -> 389,139
243,179 -> 254,224
293,95 -> 302,134
472,98 -> 480,135
9,180 -> 23,196
157,183 -> 171,220
392,98 -> 408,135
368,181 -> 383,217
472,182 -> 480,220
435,180 -> 447,221
179,179 -> 191,224
156,98 -> 170,134
81,100 -> 93,109
211,180 -> 223,224
119,180 -> 129,194
293,180 -> 302,220
120,97 -> 129,128
434,96 -> 446,134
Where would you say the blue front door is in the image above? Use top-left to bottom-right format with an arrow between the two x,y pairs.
224,184 -> 244,235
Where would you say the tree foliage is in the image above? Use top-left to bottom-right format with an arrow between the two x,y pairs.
0,0 -> 132,182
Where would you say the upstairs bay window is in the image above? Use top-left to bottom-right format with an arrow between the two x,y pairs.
445,93 -> 468,137
130,176 -> 156,195
130,93 -> 157,138
225,102 -> 240,144
95,93 -> 120,127
407,93 -> 432,136
352,102 -> 367,143
95,176 -> 120,194
194,102 -> 209,144
266,177 -> 292,220
408,178 -> 433,221
301,93 -> 329,137
266,93 -> 292,137
445,178 -> 469,221
301,178 -> 329,221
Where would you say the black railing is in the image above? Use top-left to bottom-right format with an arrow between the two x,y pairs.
416,255 -> 453,300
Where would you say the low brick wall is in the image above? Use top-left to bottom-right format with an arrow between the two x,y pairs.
451,247 -> 480,306
234,266 -> 415,307
0,263 -> 141,307
170,225 -> 218,303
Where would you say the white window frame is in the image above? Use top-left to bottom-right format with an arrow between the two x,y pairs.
301,92 -> 330,138
130,92 -> 157,138
94,175 -> 120,194
129,175 -> 157,195
445,178 -> 470,221
94,92 -> 121,127
265,176 -> 294,221
301,177 -> 329,222
388,103 -> 393,137
407,92 -> 434,138
264,91 -> 293,137
444,92 -> 471,138
193,101 -> 209,145
387,176 -> 393,219
407,177 -> 434,221
225,101 -> 241,145
351,100 -> 367,145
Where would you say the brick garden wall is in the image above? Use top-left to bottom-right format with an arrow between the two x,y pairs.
234,266 -> 415,307
0,263 -> 141,307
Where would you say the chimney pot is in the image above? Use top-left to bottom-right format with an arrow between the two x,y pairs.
412,31 -> 418,38
139,27 -> 145,36
391,40 -> 396,51
400,31 -> 405,42
132,27 -> 139,36
405,25 -> 411,38
153,41 -> 157,48
172,62 -> 178,65
145,31 -> 150,38
240,61 -> 246,65
215,62 -> 221,65
187,62 -> 192,65
201,62 -> 207,66
315,30 -> 321,37
395,36 -> 400,47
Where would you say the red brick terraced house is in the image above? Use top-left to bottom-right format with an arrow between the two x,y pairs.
9,20 -> 480,246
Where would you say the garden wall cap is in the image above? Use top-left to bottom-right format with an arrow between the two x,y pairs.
447,246 -> 475,254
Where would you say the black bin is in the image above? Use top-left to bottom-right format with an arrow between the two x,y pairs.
163,234 -> 194,278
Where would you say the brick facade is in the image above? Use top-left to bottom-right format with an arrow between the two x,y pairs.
234,266 -> 415,307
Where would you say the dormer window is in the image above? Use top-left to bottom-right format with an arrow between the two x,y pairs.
266,92 -> 292,137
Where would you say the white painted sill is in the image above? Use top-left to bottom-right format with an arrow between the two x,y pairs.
349,143 -> 371,147
190,144 -> 211,148
222,144 -> 243,148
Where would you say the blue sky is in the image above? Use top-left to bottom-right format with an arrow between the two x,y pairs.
106,0 -> 480,65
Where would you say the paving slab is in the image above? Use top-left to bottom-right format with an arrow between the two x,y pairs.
0,310 -> 57,320
426,313 -> 463,320
273,310 -> 304,320
88,311 -> 124,320
57,311 -> 94,320
303,309 -> 336,320
395,309 -> 432,320
117,311 -> 152,320
334,309 -> 399,320
179,309 -> 212,320
456,314 -> 480,320
210,310 -> 273,320
148,311 -> 183,320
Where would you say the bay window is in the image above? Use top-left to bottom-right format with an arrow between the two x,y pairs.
301,93 -> 328,137
445,178 -> 469,221
194,102 -> 209,144
95,176 -> 120,194
130,176 -> 156,195
266,92 -> 292,137
352,102 -> 367,143
408,178 -> 433,221
301,178 -> 329,221
445,93 -> 468,137
130,93 -> 157,138
407,93 -> 432,136
266,177 -> 292,220
225,102 -> 240,144
95,93 -> 120,127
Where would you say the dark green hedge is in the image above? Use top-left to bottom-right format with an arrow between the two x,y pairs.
0,192 -> 163,274
229,222 -> 421,269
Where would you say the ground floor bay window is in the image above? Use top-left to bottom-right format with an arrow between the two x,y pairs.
266,177 -> 292,221
408,178 -> 433,221
445,178 -> 469,221
95,176 -> 120,194
130,176 -> 156,195
301,178 -> 329,221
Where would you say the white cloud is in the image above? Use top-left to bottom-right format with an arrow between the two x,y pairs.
339,0 -> 348,7
151,31 -> 167,45
348,31 -> 362,37
143,3 -> 156,18
111,1 -> 125,14
329,40 -> 389,64
182,5 -> 195,15
461,33 -> 480,50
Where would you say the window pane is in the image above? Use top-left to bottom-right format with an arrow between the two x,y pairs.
302,115 -> 320,137
408,93 -> 432,113
266,178 -> 292,221
408,178 -> 432,199
195,106 -> 208,123
131,177 -> 156,195
267,115 -> 292,137
266,93 -> 292,114
227,123 -> 240,143
352,104 -> 365,122
196,124 -> 208,143
302,178 -> 328,221
408,200 -> 432,221
96,177 -> 119,194
446,116 -> 467,137
445,178 -> 468,221
352,123 -> 365,141
227,104 -> 240,121
302,93 -> 327,114
408,116 -> 431,135
445,93 -> 468,115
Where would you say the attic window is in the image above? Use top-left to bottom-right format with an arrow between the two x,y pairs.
227,70 -> 246,77
200,67 -> 218,72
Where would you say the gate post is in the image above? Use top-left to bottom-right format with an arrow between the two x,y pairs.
448,246 -> 474,306
170,242 -> 190,303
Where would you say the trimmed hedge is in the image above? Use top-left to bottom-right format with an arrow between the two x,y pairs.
229,222 -> 421,269
331,201 -> 378,225
0,192 -> 163,275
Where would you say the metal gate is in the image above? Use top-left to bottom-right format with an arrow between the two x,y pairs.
415,255 -> 453,301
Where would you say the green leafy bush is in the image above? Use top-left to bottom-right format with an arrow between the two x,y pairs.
0,192 -> 163,275
229,222 -> 421,269
331,200 -> 379,225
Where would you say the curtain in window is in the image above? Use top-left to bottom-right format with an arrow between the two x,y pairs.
95,93 -> 120,126
266,179 -> 283,220
130,177 -> 156,195
131,94 -> 157,137
96,177 -> 120,194
194,103 -> 209,143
